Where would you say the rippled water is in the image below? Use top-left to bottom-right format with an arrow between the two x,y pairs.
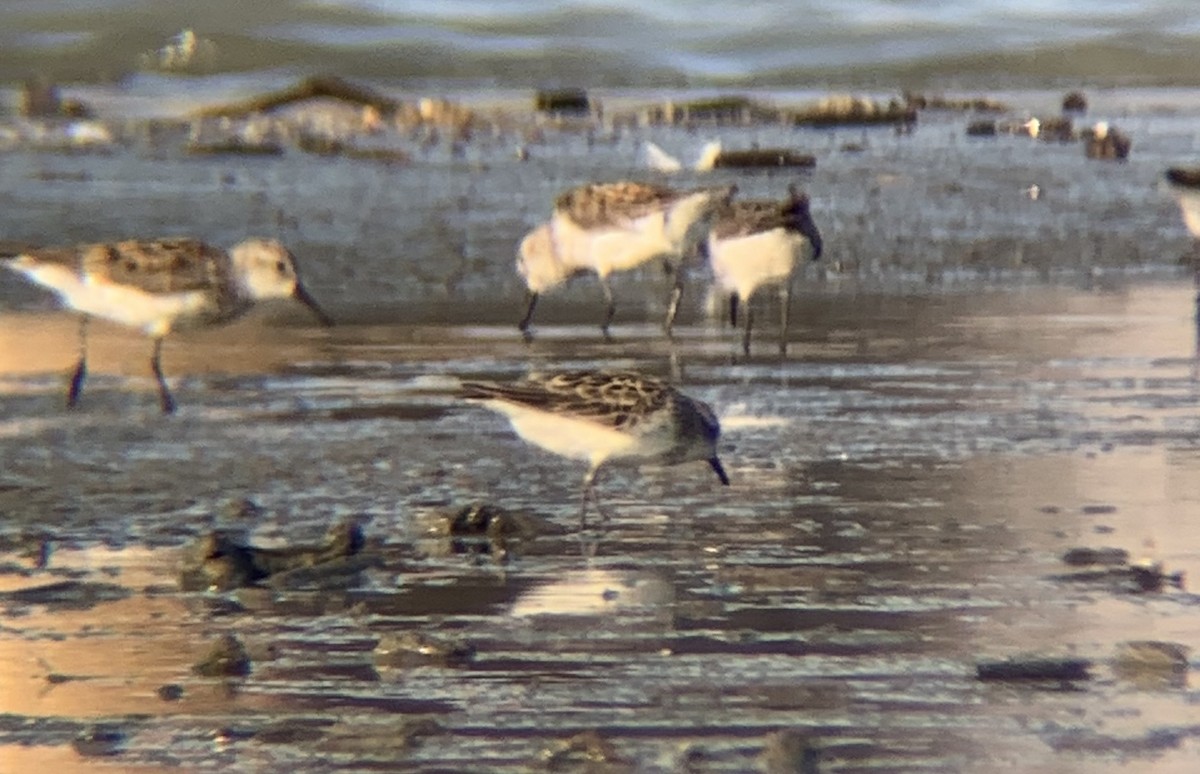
1,284 -> 1199,772
2,23 -> 1200,766
3,0 -> 1200,89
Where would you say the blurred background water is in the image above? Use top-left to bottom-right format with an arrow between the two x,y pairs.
2,0 -> 1200,93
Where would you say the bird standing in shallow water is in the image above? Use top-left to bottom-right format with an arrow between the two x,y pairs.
460,369 -> 729,526
1,237 -> 332,413
706,184 -> 823,355
516,181 -> 736,340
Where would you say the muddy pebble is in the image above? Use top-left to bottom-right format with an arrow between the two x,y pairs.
966,119 -> 997,137
1062,91 -> 1088,113
192,633 -> 252,678
1061,546 -> 1130,566
0,580 -> 130,610
541,730 -> 629,770
424,502 -> 560,560
374,630 -> 477,670
442,502 -> 546,539
535,88 -> 590,114
157,683 -> 184,701
253,718 -> 336,745
1111,641 -> 1190,688
1049,560 -> 1185,593
317,718 -> 443,754
72,723 -> 127,757
905,92 -> 1008,112
761,729 -> 821,774
265,554 -> 375,591
1166,166 -> 1200,189
711,148 -> 816,169
180,518 -> 368,591
975,656 -> 1091,682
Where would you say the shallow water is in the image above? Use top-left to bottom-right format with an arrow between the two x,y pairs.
2,74 -> 1200,770
1,282 -> 1199,772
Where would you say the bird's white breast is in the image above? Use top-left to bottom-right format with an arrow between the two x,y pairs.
708,227 -> 807,300
9,259 -> 218,336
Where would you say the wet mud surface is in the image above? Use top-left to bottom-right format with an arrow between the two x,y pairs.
2,283 -> 1200,772
3,89 -> 1200,771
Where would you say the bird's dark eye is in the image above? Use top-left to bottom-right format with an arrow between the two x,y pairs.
275,260 -> 287,274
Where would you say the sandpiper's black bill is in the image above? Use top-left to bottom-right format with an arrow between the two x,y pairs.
294,284 -> 334,326
709,456 -> 730,486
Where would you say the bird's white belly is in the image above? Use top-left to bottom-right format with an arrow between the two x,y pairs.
21,263 -> 216,336
709,228 -> 804,299
498,406 -> 636,465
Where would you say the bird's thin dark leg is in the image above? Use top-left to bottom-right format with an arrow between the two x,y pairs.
66,317 -> 89,409
518,290 -> 539,341
579,467 -> 614,529
599,278 -> 616,339
579,469 -> 596,528
728,294 -> 739,328
1193,247 -> 1200,382
663,263 -> 685,337
742,301 -> 755,356
779,278 -> 793,355
150,337 -> 176,415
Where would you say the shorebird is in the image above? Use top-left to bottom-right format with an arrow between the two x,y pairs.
1084,121 -> 1132,160
460,369 -> 729,525
706,184 -> 824,354
1,237 -> 333,413
516,181 -> 736,339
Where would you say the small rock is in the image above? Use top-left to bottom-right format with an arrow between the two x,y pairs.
443,503 -> 544,540
1033,116 -> 1077,142
535,88 -> 590,115
317,718 -> 443,754
72,723 -> 127,757
0,580 -> 130,611
541,730 -> 627,770
1061,547 -> 1129,566
976,656 -> 1091,682
193,633 -> 252,678
180,517 -> 368,592
1049,560 -> 1184,593
253,718 -> 335,745
1111,641 -> 1190,688
1062,91 -> 1088,113
711,148 -> 816,170
157,683 -> 184,701
1166,167 -> 1200,189
374,630 -> 476,670
966,119 -> 997,137
762,729 -> 821,774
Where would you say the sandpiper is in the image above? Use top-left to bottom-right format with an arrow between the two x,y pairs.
460,369 -> 729,524
706,184 -> 823,354
1,237 -> 332,413
517,181 -> 736,339
1084,121 -> 1132,160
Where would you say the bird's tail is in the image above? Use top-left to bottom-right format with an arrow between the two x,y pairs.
0,241 -> 33,261
459,380 -> 507,402
644,141 -> 683,173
